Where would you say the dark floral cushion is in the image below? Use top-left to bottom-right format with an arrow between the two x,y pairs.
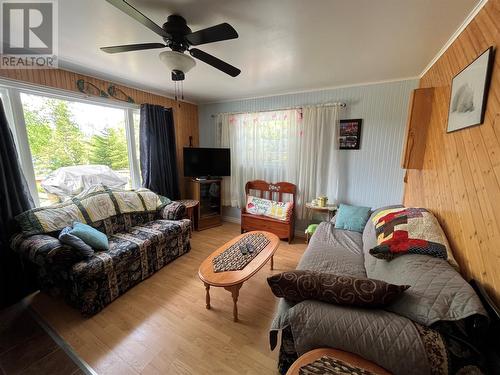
10,233 -> 84,267
267,271 -> 409,308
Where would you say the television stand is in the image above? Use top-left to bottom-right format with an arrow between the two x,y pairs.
190,179 -> 222,230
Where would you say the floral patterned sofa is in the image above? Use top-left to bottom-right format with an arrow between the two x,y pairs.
11,184 -> 190,316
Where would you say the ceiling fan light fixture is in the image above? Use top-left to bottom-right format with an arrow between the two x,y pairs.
101,2 -> 240,78
159,50 -> 196,74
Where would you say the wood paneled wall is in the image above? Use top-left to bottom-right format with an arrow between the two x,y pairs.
404,0 -> 500,304
0,68 -> 199,197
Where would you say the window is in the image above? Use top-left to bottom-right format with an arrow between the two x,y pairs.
239,114 -> 292,168
217,109 -> 301,207
1,81 -> 141,206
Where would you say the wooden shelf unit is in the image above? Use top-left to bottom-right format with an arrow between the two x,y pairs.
190,179 -> 222,230
401,87 -> 434,170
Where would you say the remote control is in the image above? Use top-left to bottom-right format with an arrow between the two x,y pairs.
246,243 -> 255,253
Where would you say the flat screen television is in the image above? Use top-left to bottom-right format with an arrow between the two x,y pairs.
183,147 -> 231,177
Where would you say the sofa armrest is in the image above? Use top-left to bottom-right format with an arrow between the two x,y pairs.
159,202 -> 187,221
10,233 -> 83,268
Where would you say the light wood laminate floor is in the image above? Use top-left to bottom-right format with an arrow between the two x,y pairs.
27,223 -> 306,375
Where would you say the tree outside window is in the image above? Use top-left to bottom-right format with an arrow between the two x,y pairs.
21,93 -> 138,206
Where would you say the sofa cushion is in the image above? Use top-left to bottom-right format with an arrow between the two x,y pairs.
71,219 -> 187,281
368,254 -> 488,326
298,222 -> 366,278
11,233 -> 83,267
334,204 -> 371,233
69,218 -> 191,314
267,270 -> 409,307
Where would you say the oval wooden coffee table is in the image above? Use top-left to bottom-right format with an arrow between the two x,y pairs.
198,231 -> 280,322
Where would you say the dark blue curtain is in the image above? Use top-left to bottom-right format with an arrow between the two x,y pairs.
0,99 -> 37,308
139,104 -> 180,199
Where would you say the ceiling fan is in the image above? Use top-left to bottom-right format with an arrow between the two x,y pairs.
101,0 -> 241,81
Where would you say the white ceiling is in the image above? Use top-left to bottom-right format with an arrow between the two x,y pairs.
58,0 -> 481,103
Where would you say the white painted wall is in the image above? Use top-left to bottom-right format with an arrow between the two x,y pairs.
198,79 -> 418,223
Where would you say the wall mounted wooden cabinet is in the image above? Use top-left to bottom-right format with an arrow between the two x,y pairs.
401,87 -> 434,169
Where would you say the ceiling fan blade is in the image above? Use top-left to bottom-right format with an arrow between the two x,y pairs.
105,0 -> 168,38
101,43 -> 166,54
189,48 -> 240,77
185,23 -> 238,46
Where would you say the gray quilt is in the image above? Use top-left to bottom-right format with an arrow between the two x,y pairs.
270,219 -> 488,375
362,217 -> 487,326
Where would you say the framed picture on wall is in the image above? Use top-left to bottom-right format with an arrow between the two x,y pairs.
339,119 -> 362,150
447,46 -> 494,133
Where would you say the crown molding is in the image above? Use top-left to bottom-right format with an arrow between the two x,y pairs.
200,77 -> 419,105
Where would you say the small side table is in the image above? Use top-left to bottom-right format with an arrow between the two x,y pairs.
176,199 -> 199,233
286,348 -> 391,375
305,203 -> 337,222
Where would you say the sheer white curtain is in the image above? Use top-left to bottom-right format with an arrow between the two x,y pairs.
296,106 -> 340,218
215,105 -> 340,217
216,110 -> 300,207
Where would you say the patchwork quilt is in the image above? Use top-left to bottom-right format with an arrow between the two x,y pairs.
16,184 -> 170,236
369,207 -> 456,264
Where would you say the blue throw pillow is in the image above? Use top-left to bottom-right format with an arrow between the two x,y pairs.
59,227 -> 94,258
70,222 -> 109,250
334,204 -> 371,233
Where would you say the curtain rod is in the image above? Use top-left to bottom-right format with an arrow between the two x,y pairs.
210,101 -> 346,118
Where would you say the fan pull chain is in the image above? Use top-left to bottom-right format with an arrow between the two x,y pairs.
181,81 -> 184,100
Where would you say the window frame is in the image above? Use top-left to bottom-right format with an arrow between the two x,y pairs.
0,77 -> 141,206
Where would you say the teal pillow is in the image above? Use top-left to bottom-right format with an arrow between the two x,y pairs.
334,204 -> 371,233
70,222 -> 109,250
59,226 -> 94,258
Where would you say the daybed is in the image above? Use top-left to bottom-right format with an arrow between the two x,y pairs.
270,206 -> 489,374
11,184 -> 191,316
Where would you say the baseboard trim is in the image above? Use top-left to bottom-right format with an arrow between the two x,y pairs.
295,229 -> 306,239
222,215 -> 241,224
